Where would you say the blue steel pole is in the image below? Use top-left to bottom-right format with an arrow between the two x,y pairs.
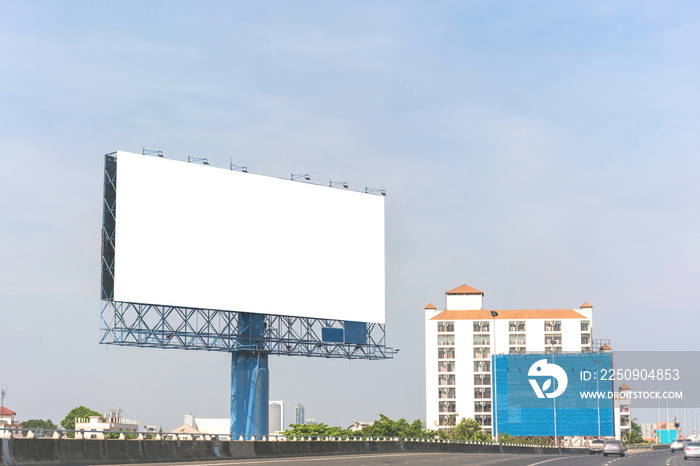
231,313 -> 269,440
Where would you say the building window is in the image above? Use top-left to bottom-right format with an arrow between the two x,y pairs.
581,335 -> 590,345
473,334 -> 490,346
438,388 -> 455,399
438,334 -> 455,346
509,347 -> 526,355
437,321 -> 455,333
438,362 -> 455,373
474,374 -> 491,386
439,415 -> 456,427
474,387 -> 491,399
473,321 -> 490,332
544,321 -> 562,332
581,321 -> 590,332
439,401 -> 456,413
544,334 -> 562,346
438,374 -> 455,386
509,321 -> 526,332
474,361 -> 491,372
473,348 -> 490,359
509,334 -> 526,346
438,348 -> 455,359
474,401 -> 491,413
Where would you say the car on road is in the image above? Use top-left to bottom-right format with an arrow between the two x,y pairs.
603,439 -> 626,457
672,438 -> 689,452
685,442 -> 700,460
589,439 -> 605,454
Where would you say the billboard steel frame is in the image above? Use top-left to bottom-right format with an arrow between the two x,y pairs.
100,300 -> 393,360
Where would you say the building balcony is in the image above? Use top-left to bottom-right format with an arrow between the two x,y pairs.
437,322 -> 455,333
476,416 -> 492,427
474,362 -> 491,372
438,375 -> 456,386
437,334 -> 455,346
474,375 -> 491,386
439,402 -> 456,413
473,322 -> 490,332
438,363 -> 455,373
509,324 -> 526,332
474,402 -> 491,413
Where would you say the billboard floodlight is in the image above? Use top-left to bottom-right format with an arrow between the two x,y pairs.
291,174 -> 311,181
230,158 -> 248,173
365,187 -> 386,196
188,156 -> 209,165
330,181 -> 349,189
143,149 -> 164,158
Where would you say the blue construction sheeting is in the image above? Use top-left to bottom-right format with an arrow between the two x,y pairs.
494,353 -> 615,437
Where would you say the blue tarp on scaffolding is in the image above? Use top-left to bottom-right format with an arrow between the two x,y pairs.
494,353 -> 615,436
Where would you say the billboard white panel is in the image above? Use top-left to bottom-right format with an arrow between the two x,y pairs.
112,151 -> 385,323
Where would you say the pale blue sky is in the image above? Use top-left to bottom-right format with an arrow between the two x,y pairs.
1,1 -> 699,430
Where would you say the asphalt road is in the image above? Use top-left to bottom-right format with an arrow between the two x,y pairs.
100,449 -> 690,466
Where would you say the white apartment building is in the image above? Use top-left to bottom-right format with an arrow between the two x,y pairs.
425,284 -> 594,433
75,410 -> 139,439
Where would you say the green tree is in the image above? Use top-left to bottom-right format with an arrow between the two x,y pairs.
452,417 -> 492,442
283,423 -> 357,439
21,419 -> 57,430
626,418 -> 645,444
61,406 -> 101,437
357,414 -> 436,439
20,419 -> 57,437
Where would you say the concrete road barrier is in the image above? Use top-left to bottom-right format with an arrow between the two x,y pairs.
1,437 -> 588,465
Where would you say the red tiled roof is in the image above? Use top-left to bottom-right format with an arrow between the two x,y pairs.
0,407 -> 16,416
431,309 -> 588,320
580,302 -> 593,308
600,344 -> 612,350
619,383 -> 631,390
424,303 -> 436,310
446,284 -> 483,295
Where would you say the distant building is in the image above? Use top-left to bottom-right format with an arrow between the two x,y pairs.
178,413 -> 229,437
425,284 -> 596,435
168,423 -> 202,440
347,420 -> 372,431
0,407 -> 22,438
656,421 -> 680,444
295,404 -> 305,425
641,422 -> 656,442
75,409 -> 138,439
614,384 -> 632,441
269,401 -> 284,434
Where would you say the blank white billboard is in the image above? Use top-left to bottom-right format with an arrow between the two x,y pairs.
111,151 -> 385,323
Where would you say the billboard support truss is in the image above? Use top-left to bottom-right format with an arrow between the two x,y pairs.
100,299 -> 393,360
